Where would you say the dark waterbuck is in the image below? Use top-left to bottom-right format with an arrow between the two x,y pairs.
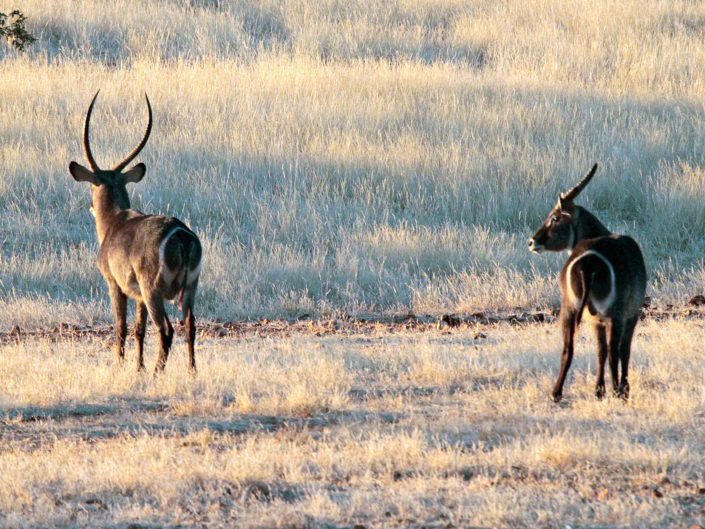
529,164 -> 646,401
69,91 -> 202,372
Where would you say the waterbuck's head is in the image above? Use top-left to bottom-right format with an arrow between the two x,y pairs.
69,91 -> 152,220
528,163 -> 599,253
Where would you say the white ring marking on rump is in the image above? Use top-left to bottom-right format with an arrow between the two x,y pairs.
159,227 -> 200,285
566,249 -> 616,314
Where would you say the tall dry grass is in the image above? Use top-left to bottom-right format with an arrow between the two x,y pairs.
2,0 -> 705,327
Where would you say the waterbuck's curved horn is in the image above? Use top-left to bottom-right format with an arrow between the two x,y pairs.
83,90 -> 101,172
112,93 -> 152,172
560,163 -> 599,202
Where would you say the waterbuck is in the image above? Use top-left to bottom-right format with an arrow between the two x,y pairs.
529,163 -> 646,401
69,91 -> 202,372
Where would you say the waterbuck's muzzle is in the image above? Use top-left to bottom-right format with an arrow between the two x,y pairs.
528,237 -> 544,253
529,223 -> 549,253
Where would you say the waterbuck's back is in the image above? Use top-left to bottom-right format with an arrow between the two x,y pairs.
99,213 -> 202,302
561,235 -> 646,319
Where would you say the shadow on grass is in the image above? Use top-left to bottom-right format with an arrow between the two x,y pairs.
0,397 -> 403,451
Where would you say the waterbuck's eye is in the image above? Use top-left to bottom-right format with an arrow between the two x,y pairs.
551,215 -> 560,223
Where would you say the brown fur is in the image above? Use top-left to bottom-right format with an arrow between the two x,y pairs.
69,92 -> 202,372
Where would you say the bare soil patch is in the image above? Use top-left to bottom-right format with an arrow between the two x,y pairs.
2,299 -> 701,344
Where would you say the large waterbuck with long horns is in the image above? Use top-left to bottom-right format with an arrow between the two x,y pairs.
69,91 -> 202,372
529,163 -> 646,401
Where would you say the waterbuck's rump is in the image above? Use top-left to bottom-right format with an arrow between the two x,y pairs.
563,235 -> 645,321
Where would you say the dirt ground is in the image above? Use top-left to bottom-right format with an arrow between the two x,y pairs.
2,295 -> 702,345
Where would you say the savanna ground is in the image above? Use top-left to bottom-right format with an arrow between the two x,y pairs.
3,0 -> 705,527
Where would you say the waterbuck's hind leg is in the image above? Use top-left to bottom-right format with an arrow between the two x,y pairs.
607,318 -> 625,396
594,322 -> 608,400
552,308 -> 576,402
144,290 -> 173,372
617,315 -> 639,400
135,301 -> 148,371
108,283 -> 128,363
180,281 -> 198,372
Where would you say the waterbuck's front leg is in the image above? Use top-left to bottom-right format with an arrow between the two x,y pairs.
552,308 -> 576,402
594,323 -> 608,400
108,282 -> 127,363
135,301 -> 148,371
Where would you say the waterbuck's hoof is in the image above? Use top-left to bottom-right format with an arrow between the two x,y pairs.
595,386 -> 606,400
616,385 -> 630,401
551,392 -> 563,403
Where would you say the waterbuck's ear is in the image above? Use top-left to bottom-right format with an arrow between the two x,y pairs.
123,163 -> 146,184
69,161 -> 103,185
557,195 -> 574,218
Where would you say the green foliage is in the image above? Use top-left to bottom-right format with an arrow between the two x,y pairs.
0,10 -> 37,51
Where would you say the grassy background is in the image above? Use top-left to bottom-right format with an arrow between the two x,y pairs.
3,0 -> 705,328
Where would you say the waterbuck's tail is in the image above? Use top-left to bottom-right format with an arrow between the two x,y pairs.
574,269 -> 594,330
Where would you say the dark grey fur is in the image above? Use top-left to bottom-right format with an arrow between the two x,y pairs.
529,164 -> 646,401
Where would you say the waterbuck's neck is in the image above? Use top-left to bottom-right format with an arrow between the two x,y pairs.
572,205 -> 612,246
92,185 -> 131,245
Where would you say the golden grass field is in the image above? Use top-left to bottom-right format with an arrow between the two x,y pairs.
3,0 -> 705,527
3,317 -> 705,528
